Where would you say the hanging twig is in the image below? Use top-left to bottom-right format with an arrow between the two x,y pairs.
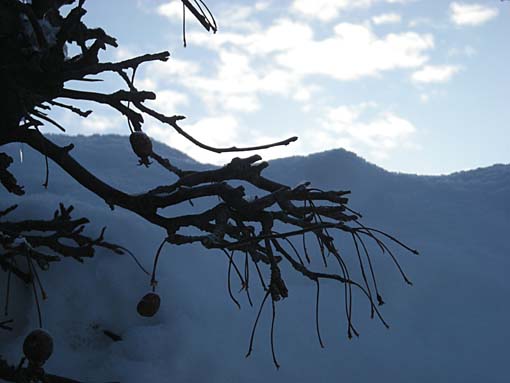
270,298 -> 280,369
246,290 -> 270,358
150,237 -> 168,291
0,0 -> 419,373
315,280 -> 325,348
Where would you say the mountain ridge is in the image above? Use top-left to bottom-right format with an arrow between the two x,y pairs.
24,134 -> 510,178
1,134 -> 509,382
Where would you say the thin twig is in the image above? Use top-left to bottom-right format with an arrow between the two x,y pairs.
4,270 -> 12,316
246,290 -> 270,358
226,251 -> 241,309
315,280 -> 325,348
270,298 -> 280,369
150,237 -> 168,290
25,248 -> 42,328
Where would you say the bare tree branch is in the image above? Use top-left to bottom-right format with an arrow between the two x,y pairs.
0,0 -> 419,377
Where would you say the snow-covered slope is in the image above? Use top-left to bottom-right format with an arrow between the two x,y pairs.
1,135 -> 509,383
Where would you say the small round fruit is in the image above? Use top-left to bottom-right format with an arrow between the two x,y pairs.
23,329 -> 53,366
129,131 -> 153,159
136,292 -> 161,317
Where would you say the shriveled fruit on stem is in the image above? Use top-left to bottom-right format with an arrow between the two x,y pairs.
137,292 -> 161,317
23,329 -> 53,366
129,131 -> 153,164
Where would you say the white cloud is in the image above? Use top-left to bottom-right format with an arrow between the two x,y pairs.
292,85 -> 319,102
291,0 -> 413,21
146,0 -> 436,117
372,13 -> 402,25
143,19 -> 433,117
142,21 -> 315,113
255,1 -> 271,11
158,1 -> 268,32
80,114 -> 124,135
146,90 -> 189,115
411,65 -> 460,83
145,58 -> 201,80
275,23 -> 433,80
214,5 -> 262,32
145,115 -> 241,165
320,103 -> 417,160
185,19 -> 313,55
408,17 -> 433,28
188,20 -> 434,79
447,45 -> 476,57
450,2 -> 498,26
419,93 -> 430,103
141,1 -> 427,165
113,47 -> 138,61
157,2 -> 182,22
184,50 -> 263,112
291,0 -> 373,21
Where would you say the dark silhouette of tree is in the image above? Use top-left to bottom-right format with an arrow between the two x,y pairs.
0,1 -> 418,381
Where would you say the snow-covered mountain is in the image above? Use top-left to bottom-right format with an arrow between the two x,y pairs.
1,135 -> 509,383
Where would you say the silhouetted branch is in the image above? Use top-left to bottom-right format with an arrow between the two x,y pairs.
0,153 -> 24,195
0,203 -> 140,278
0,356 -> 87,383
0,0 -> 419,376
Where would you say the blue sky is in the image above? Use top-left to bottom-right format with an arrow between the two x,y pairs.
58,0 -> 510,175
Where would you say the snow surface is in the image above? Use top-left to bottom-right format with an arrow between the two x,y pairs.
1,135 -> 510,382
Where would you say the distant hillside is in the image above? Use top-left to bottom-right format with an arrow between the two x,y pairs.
1,134 -> 509,383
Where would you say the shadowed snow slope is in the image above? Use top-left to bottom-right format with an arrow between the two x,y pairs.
1,134 -> 509,382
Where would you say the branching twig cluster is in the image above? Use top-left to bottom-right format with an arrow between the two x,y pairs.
0,153 -> 24,195
0,0 -> 419,378
1,356 -> 87,383
0,203 -> 143,325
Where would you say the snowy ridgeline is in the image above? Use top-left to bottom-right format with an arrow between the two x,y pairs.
1,134 -> 510,382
